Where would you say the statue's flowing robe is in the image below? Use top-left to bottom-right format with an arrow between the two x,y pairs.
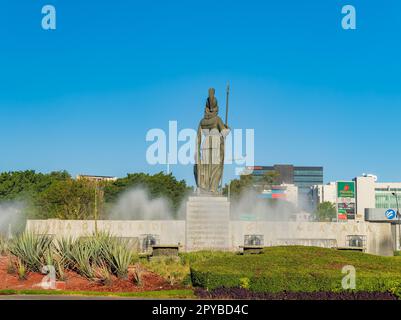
195,115 -> 227,193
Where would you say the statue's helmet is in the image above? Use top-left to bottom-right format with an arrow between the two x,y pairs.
205,88 -> 218,114
208,88 -> 215,99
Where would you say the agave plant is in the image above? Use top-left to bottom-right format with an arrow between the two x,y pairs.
0,236 -> 8,256
7,255 -> 16,274
55,259 -> 67,281
89,232 -> 112,265
54,237 -> 76,269
132,262 -> 144,286
52,233 -> 135,281
103,239 -> 134,279
9,232 -> 53,272
69,238 -> 96,279
93,260 -> 113,286
16,258 -> 27,280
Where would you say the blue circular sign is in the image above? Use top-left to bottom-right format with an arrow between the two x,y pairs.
385,209 -> 396,220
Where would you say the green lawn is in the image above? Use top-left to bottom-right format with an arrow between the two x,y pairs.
190,246 -> 401,296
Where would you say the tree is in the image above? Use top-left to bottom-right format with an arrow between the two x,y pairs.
223,174 -> 253,199
37,179 -> 96,219
0,170 -> 70,202
261,171 -> 280,190
315,201 -> 337,222
0,170 -> 71,219
0,170 -> 191,221
104,172 -> 191,217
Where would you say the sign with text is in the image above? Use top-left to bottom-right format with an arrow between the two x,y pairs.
337,181 -> 356,220
337,181 -> 355,198
337,202 -> 355,220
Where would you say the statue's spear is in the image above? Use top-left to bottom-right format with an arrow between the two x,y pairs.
225,83 -> 230,126
219,83 -> 230,194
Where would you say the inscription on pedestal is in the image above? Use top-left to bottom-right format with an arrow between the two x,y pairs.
186,196 -> 230,251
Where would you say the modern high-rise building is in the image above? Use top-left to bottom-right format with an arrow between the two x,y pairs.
246,164 -> 324,208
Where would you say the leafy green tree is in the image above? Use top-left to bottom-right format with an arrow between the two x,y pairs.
223,174 -> 253,199
0,170 -> 72,232
0,170 -> 70,202
36,179 -> 96,219
315,201 -> 337,222
104,172 -> 191,216
261,171 -> 280,190
0,170 -> 191,221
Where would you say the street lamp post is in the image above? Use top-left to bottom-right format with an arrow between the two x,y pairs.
392,191 -> 400,251
224,155 -> 247,199
94,184 -> 98,235
93,182 -> 104,235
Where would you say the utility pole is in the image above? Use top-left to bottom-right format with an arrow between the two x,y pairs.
392,191 -> 400,251
225,156 -> 246,201
94,182 -> 98,235
166,152 -> 170,175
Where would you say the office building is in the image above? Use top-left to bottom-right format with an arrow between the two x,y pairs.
247,164 -> 323,209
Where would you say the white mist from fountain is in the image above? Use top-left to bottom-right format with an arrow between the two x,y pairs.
229,188 -> 299,221
108,187 -> 186,220
0,201 -> 26,238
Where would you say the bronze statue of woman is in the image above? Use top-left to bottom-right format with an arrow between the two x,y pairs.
194,88 -> 229,194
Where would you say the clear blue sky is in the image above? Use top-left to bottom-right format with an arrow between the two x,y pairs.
0,0 -> 400,185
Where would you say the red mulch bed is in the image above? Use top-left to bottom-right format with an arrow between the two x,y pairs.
0,256 -> 176,293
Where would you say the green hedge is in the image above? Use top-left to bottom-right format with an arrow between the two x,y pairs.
190,246 -> 401,296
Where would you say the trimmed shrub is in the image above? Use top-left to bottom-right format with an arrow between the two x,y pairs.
190,246 -> 401,297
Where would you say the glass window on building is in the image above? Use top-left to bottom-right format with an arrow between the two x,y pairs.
293,170 -> 323,176
375,191 -> 401,208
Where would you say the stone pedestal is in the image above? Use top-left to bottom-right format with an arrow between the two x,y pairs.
185,196 -> 230,251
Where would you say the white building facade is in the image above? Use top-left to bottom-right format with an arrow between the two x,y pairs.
312,175 -> 401,250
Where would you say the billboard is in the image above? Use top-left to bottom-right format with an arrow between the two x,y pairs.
337,181 -> 355,198
337,202 -> 356,220
336,181 -> 356,221
365,208 -> 398,222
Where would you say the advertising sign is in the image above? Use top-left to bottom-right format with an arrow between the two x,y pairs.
336,181 -> 356,221
337,181 -> 355,198
385,209 -> 396,220
365,208 -> 399,222
337,203 -> 355,220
